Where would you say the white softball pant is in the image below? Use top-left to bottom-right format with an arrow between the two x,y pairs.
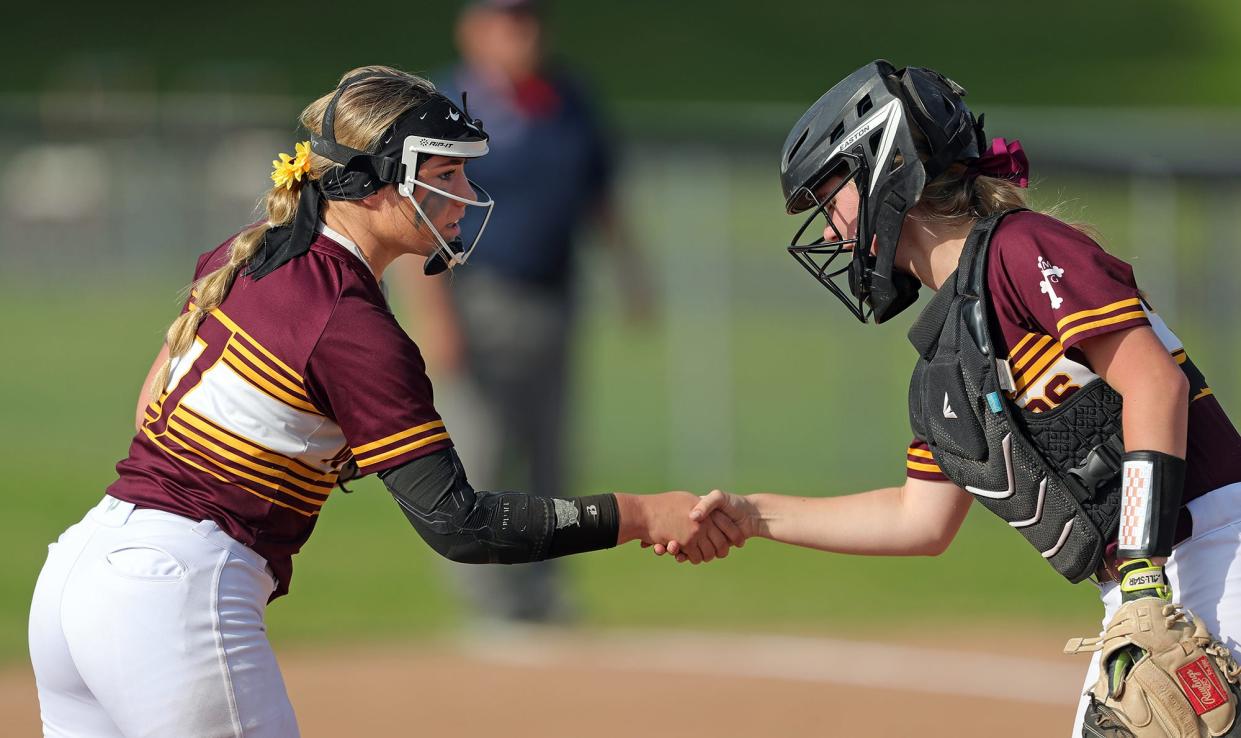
29,495 -> 299,738
1071,481 -> 1241,736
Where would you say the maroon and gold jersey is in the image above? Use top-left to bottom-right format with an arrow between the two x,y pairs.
107,228 -> 451,596
906,212 -> 1241,505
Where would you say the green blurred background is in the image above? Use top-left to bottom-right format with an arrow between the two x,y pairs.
3,0 -> 1241,667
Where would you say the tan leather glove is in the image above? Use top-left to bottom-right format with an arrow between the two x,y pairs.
1066,598 -> 1241,737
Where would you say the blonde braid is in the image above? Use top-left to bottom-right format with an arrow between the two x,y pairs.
149,184 -> 301,399
150,65 -> 436,400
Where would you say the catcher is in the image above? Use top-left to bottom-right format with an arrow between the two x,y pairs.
664,60 -> 1241,736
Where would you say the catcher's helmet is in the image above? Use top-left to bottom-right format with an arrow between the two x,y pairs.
781,60 -> 984,323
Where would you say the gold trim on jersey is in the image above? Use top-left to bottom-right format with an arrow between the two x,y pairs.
906,460 -> 942,473
222,348 -> 321,416
1010,335 -> 1054,373
1059,310 -> 1148,345
1055,297 -> 1142,333
162,421 -> 332,508
1007,332 -> 1040,360
175,406 -> 336,483
1193,388 -> 1214,402
353,420 -> 446,455
228,339 -> 312,402
354,426 -> 452,469
1013,344 -> 1065,397
142,427 -> 319,517
158,423 -> 329,509
166,416 -> 334,499
210,308 -> 306,382
907,447 -> 935,460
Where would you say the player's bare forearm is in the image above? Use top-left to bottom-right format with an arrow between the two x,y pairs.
686,477 -> 972,559
747,479 -> 972,556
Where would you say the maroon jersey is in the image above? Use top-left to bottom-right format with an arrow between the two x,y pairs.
108,229 -> 451,597
906,212 -> 1241,505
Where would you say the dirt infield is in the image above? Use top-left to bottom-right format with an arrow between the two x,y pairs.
2,629 -> 1085,737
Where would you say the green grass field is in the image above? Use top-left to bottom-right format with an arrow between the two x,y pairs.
4,167 -> 1236,666
0,283 -> 1100,666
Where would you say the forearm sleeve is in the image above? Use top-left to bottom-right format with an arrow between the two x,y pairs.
377,448 -> 619,564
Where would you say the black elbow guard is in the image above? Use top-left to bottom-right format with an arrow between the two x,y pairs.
377,449 -> 618,564
378,450 -> 556,564
1116,450 -> 1186,559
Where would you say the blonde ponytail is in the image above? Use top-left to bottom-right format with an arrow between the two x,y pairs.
149,65 -> 436,401
150,184 -> 302,399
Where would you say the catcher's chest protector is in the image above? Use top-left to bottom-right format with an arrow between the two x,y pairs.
907,210 -> 1125,582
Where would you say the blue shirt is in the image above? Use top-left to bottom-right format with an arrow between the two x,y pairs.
437,65 -> 613,290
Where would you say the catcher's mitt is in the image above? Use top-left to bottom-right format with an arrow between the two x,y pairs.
1065,598 -> 1241,737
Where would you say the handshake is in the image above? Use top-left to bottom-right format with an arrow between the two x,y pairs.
620,490 -> 758,564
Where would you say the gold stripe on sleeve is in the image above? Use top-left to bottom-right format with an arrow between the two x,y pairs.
907,447 -> 935,460
355,432 -> 452,469
1058,310 -> 1148,346
352,420 -> 447,455
1055,297 -> 1142,333
906,460 -> 942,473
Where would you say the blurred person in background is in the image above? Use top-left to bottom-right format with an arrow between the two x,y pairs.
403,0 -> 653,626
27,65 -> 725,738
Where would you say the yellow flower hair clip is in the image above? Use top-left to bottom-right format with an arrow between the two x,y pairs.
271,141 -> 312,190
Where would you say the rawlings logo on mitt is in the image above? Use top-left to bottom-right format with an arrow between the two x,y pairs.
1065,598 -> 1241,737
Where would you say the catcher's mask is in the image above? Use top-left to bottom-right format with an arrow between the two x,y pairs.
780,60 -> 984,324
248,70 -> 494,280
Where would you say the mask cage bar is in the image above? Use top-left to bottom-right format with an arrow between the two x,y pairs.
786,155 -> 874,323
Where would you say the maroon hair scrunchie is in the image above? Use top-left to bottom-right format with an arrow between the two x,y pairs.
968,137 -> 1029,188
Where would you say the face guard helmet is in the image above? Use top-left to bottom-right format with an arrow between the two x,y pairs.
311,71 -> 495,276
780,60 -> 984,323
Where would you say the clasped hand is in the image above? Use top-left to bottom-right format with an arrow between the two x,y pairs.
638,489 -> 755,564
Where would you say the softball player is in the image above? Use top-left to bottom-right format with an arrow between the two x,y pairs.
27,65 -> 737,738
666,60 -> 1241,736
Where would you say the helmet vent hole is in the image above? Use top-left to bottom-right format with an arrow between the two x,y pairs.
828,122 -> 845,145
787,128 -> 810,163
868,131 -> 884,156
856,96 -> 873,117
888,151 -> 904,174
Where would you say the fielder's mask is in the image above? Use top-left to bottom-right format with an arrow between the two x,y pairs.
247,70 -> 494,280
780,60 -> 984,323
